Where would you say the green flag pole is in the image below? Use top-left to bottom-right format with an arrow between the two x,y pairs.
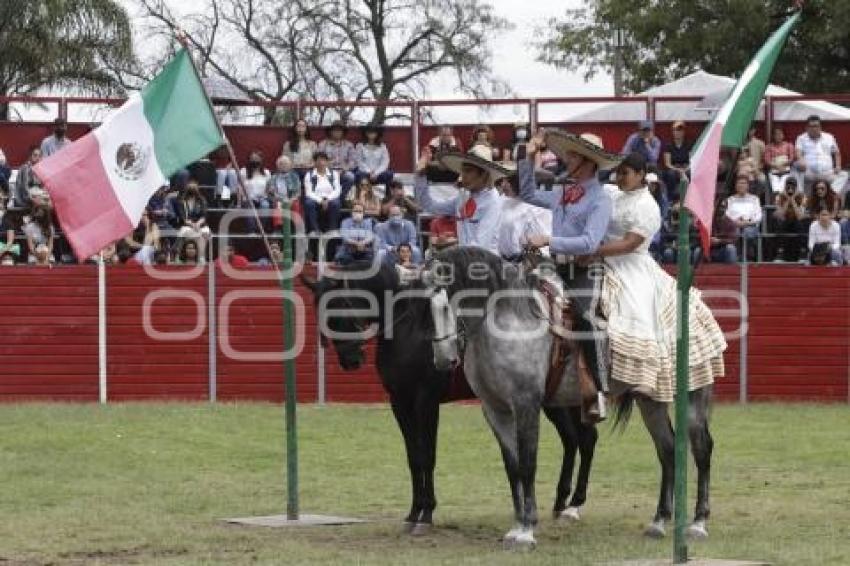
674,178 -> 692,563
280,201 -> 299,520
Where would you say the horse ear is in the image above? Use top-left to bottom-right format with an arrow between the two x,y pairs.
300,274 -> 318,293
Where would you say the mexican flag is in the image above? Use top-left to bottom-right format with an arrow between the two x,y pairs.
34,49 -> 224,260
684,12 -> 801,252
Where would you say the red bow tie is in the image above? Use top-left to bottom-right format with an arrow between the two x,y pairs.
460,197 -> 477,219
562,184 -> 585,205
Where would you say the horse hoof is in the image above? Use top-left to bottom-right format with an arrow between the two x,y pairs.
557,506 -> 581,522
643,519 -> 666,539
687,520 -> 709,539
409,522 -> 432,537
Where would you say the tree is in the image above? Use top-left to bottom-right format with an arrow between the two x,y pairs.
537,1 -> 849,95
0,0 -> 135,119
132,0 -> 511,124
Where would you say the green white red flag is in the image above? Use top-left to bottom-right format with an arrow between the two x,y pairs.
34,49 -> 224,260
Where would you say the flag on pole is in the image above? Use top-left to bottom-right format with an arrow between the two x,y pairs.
34,49 -> 224,260
684,12 -> 801,253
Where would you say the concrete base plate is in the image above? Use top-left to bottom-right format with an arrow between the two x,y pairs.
609,561 -> 770,566
224,514 -> 369,527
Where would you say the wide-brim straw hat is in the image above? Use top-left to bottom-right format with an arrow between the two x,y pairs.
437,144 -> 513,182
544,129 -> 623,170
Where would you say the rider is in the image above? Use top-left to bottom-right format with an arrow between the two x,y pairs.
520,130 -> 623,422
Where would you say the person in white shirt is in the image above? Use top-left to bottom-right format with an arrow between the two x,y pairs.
303,150 -> 341,234
239,150 -> 271,233
808,207 -> 843,265
725,174 -> 763,261
496,175 -> 551,261
795,115 -> 843,194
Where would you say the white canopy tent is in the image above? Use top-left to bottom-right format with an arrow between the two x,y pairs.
560,71 -> 850,123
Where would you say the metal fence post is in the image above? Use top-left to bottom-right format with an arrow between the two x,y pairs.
98,258 -> 107,404
739,259 -> 749,404
208,263 -> 217,402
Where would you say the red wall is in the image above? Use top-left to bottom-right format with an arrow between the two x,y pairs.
0,265 -> 846,404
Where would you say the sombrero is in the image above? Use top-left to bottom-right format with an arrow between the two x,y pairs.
437,144 -> 512,182
544,129 -> 623,171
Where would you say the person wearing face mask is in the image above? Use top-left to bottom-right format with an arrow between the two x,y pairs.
334,202 -> 377,265
375,204 -> 422,266
240,150 -> 272,233
509,122 -> 530,162
41,117 -> 73,157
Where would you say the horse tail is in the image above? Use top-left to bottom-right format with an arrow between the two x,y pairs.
612,390 -> 637,433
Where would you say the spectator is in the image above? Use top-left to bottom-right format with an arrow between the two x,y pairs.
40,117 -> 72,157
0,249 -> 15,266
124,208 -> 161,265
508,122 -> 531,162
148,185 -> 177,255
469,124 -> 502,162
805,179 -> 841,220
240,150 -> 271,232
380,180 -> 419,220
303,150 -> 341,234
661,121 -> 691,201
808,208 -> 842,265
736,155 -> 769,205
334,202 -> 377,265
795,115 -> 843,194
840,191 -> 850,245
351,178 -> 382,217
708,199 -> 738,264
646,171 -> 670,259
375,204 -> 422,266
0,206 -> 19,260
175,239 -> 203,265
218,243 -> 250,268
206,147 -> 238,207
744,126 -> 766,183
283,118 -> 317,177
355,124 -> 394,187
33,244 -> 52,267
14,146 -> 46,209
318,120 -> 357,201
497,175 -> 551,262
0,148 -> 10,190
397,243 -> 417,268
23,204 -> 54,264
175,181 -> 211,261
267,155 -> 302,232
187,154 -> 218,188
725,173 -> 763,261
425,125 -> 462,182
770,177 -> 806,262
426,215 -> 458,258
764,126 -> 795,195
622,120 -> 662,167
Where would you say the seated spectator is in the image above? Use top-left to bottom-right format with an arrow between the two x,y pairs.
380,180 -> 419,221
427,215 -> 458,258
90,241 -> 120,265
840,191 -> 850,245
622,120 -> 662,167
205,147 -> 238,207
14,146 -> 46,209
22,203 -> 54,264
660,208 -> 701,265
707,199 -> 738,263
375,205 -> 422,266
175,239 -> 204,265
351,178 -> 382,217
426,125 -> 462,182
282,118 -> 317,177
33,243 -> 52,267
795,115 -> 844,194
508,122 -> 531,162
725,174 -> 763,261
303,150 -> 341,234
0,205 -> 20,261
646,172 -> 669,258
187,154 -> 218,189
240,150 -> 271,232
124,208 -> 161,265
40,117 -> 72,157
808,208 -> 842,265
175,181 -> 211,261
267,155 -> 302,231
469,124 -> 502,162
764,126 -> 795,195
736,155 -> 769,205
218,243 -> 250,268
318,120 -> 357,201
770,177 -> 806,262
661,121 -> 691,201
0,148 -> 11,190
355,124 -> 394,186
744,126 -> 766,183
0,249 -> 15,266
334,202 -> 377,265
804,180 -> 841,221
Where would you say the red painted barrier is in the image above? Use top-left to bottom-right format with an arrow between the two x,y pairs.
0,265 -> 846,403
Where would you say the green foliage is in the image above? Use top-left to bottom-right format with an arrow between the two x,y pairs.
538,1 -> 850,94
0,0 -> 135,98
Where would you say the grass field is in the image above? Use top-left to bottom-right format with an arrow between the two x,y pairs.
1,403 -> 848,565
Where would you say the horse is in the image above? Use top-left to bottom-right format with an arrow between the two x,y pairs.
302,259 -> 597,541
426,246 -> 715,543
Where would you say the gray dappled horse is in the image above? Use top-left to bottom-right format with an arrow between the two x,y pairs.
304,260 -> 596,540
426,247 -> 715,546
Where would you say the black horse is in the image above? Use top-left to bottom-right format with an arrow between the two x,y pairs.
304,261 -> 597,536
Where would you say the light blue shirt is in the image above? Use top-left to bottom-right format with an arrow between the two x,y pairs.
339,217 -> 376,247
518,159 -> 612,256
375,218 -> 419,252
414,174 -> 503,253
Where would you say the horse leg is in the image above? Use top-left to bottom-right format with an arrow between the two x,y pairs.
389,394 -> 424,530
514,402 -> 541,548
542,406 -> 578,519
567,405 -> 598,518
637,396 -> 675,538
481,404 -> 525,548
408,387 -> 441,536
687,386 -> 713,539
